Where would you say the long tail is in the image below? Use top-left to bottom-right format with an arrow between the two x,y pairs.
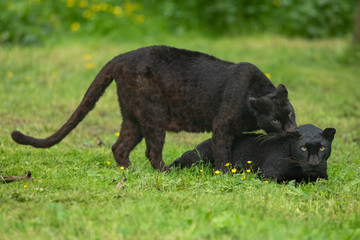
11,58 -> 117,148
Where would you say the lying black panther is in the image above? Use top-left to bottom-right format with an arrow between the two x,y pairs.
170,124 -> 336,183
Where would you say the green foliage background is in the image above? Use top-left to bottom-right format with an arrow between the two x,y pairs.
0,0 -> 358,45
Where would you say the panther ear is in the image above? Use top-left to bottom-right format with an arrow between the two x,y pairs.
323,128 -> 336,142
249,97 -> 266,111
276,84 -> 288,98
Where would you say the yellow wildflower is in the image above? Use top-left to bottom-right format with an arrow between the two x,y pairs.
241,172 -> 245,175
247,161 -> 252,164
265,73 -> 271,79
83,10 -> 93,19
106,161 -> 111,166
224,163 -> 230,167
66,0 -> 75,8
241,176 -> 246,181
85,63 -> 95,69
24,185 -> 28,188
135,14 -> 145,23
246,169 -> 251,173
120,166 -> 125,170
264,180 -> 269,184
115,132 -> 120,137
214,170 -> 221,175
124,1 -> 140,14
199,169 -> 203,173
78,0 -> 88,8
231,168 -> 237,173
221,188 -> 224,191
91,4 -> 101,12
7,72 -> 13,78
84,54 -> 92,61
70,22 -> 80,32
112,6 -> 123,16
98,3 -> 109,11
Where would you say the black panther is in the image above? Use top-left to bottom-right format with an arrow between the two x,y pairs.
11,46 -> 297,171
170,124 -> 336,183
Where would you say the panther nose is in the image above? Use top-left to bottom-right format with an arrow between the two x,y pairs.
285,124 -> 298,132
309,155 -> 320,167
287,129 -> 300,134
309,162 -> 319,168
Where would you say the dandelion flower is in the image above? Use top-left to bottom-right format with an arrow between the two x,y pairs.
246,169 -> 251,173
24,185 -> 28,188
120,166 -> 125,170
214,170 -> 220,175
241,172 -> 245,175
70,22 -> 80,32
231,168 -> 237,173
124,1 -> 140,14
135,14 -> 145,23
98,3 -> 109,11
241,176 -> 246,181
247,161 -> 252,164
83,10 -> 93,19
85,63 -> 95,69
265,73 -> 271,79
84,54 -> 92,61
221,188 -> 224,191
112,6 -> 123,16
115,132 -> 120,137
106,161 -> 111,166
79,0 -> 88,8
358,166 -> 360,170
7,72 -> 13,78
66,0 -> 75,8
264,180 -> 269,184
199,169 -> 203,173
225,163 -> 230,167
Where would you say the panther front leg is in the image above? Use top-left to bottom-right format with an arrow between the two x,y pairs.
212,120 -> 234,172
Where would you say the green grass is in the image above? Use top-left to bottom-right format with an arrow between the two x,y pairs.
1,35 -> 360,239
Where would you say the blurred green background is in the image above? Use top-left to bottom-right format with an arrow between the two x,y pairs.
1,2 -> 360,239
1,0 -> 358,45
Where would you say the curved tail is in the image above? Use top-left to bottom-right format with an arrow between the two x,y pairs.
11,58 -> 116,148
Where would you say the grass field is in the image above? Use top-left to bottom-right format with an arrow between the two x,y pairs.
1,35 -> 360,239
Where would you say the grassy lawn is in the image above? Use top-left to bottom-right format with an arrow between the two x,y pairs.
1,35 -> 359,239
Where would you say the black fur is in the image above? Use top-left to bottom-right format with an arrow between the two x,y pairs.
11,46 -> 297,171
170,124 -> 336,183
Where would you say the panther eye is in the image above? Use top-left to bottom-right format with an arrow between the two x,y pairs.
301,146 -> 307,152
272,119 -> 279,124
319,146 -> 325,151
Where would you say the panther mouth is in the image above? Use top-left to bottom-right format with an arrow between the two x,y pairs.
304,169 -> 320,177
308,171 -> 319,176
